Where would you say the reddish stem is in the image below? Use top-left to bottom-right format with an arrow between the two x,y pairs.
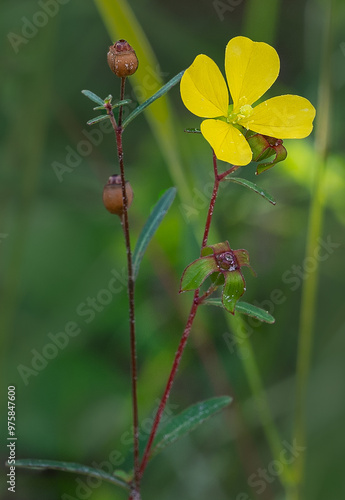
116,127 -> 140,490
118,77 -> 126,127
202,150 -> 219,248
217,164 -> 241,181
139,151 -> 224,478
107,86 -> 140,495
197,284 -> 218,305
139,292 -> 199,477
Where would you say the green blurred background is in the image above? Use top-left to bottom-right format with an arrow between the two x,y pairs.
1,0 -> 345,499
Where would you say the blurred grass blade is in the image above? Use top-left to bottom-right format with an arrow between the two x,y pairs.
243,0 -> 281,44
12,459 -> 129,490
123,71 -> 184,129
224,177 -> 276,205
93,0 -> 191,205
82,90 -> 104,105
150,396 -> 232,458
133,188 -> 177,281
204,299 -> 275,324
87,115 -> 109,125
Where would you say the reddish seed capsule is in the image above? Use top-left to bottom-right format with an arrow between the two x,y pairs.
102,174 -> 134,216
107,39 -> 138,78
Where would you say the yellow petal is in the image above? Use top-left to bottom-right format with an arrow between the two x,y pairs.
201,119 -> 252,166
180,54 -> 229,118
238,95 -> 316,138
225,36 -> 280,110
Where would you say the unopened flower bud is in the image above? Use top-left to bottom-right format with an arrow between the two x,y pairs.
103,174 -> 134,216
107,40 -> 138,78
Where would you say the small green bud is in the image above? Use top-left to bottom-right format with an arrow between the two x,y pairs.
246,132 -> 287,174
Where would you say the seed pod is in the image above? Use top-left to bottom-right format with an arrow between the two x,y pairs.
107,39 -> 138,78
102,174 -> 134,216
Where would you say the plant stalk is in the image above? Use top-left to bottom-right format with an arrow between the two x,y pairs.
107,80 -> 140,495
293,2 -> 333,496
139,150 -> 222,477
138,292 -> 200,477
202,151 -> 219,247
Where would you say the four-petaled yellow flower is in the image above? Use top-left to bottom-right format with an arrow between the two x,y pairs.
180,36 -> 316,166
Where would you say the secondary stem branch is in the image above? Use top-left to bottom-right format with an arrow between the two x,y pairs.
139,293 -> 200,477
139,151 -> 222,477
202,151 -> 219,248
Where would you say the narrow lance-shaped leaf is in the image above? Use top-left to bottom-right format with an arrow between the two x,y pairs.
203,299 -> 275,324
87,115 -> 110,126
224,177 -> 276,205
184,128 -> 201,134
150,396 -> 232,458
122,71 -> 185,129
93,99 -> 132,111
11,459 -> 130,490
81,90 -> 104,105
132,187 -> 177,280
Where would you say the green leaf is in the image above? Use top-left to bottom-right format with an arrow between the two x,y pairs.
112,99 -> 132,108
203,299 -> 275,324
222,270 -> 245,314
184,128 -> 201,133
93,99 -> 132,111
11,459 -> 129,490
81,90 -> 104,106
122,71 -> 185,129
224,177 -> 276,205
87,115 -> 110,125
133,187 -> 177,281
150,396 -> 232,458
180,256 -> 218,292
235,301 -> 275,323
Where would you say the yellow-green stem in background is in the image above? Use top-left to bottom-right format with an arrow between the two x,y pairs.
293,1 -> 333,497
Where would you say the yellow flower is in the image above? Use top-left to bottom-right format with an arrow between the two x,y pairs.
180,36 -> 316,166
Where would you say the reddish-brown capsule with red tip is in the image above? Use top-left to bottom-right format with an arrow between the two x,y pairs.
102,174 -> 134,216
107,39 -> 138,78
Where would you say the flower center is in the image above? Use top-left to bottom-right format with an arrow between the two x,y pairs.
215,251 -> 238,272
227,104 -> 253,124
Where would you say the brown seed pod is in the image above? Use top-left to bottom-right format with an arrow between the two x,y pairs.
107,39 -> 138,78
102,174 -> 134,216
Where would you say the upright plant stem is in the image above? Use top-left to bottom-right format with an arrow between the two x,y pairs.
139,151 -> 222,477
139,293 -> 200,477
202,151 -> 219,248
107,79 -> 140,495
117,128 -> 140,491
118,77 -> 126,127
293,3 -> 332,497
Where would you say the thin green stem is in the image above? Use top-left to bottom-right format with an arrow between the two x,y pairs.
229,315 -> 291,486
293,2 -> 333,496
